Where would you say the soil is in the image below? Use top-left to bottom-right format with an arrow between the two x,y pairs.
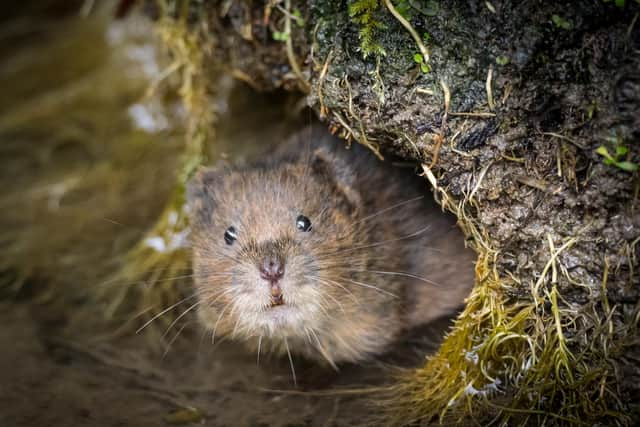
0,297 -> 445,427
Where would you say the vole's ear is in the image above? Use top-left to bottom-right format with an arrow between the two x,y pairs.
311,146 -> 363,213
186,167 -> 224,226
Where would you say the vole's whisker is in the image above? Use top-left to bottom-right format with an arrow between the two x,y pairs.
330,325 -> 359,357
338,269 -> 443,288
350,195 -> 424,227
309,328 -> 338,371
99,271 -> 235,291
309,277 -> 359,305
257,335 -> 263,366
211,302 -> 232,345
284,337 -> 297,386
336,276 -> 400,299
193,245 -> 245,264
321,225 -> 432,257
96,266 -> 194,287
307,279 -> 349,313
302,328 -> 314,354
311,294 -> 332,318
231,315 -> 242,338
320,291 -> 347,315
129,305 -> 157,323
133,288 -> 211,322
161,300 -> 202,339
197,271 -> 234,278
202,287 -> 235,307
334,195 -> 425,241
162,322 -> 189,359
136,294 -> 199,334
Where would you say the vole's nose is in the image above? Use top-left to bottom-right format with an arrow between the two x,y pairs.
259,256 -> 285,282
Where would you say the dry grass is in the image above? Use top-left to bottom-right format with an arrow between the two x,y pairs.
0,12 -> 185,307
97,3 -> 215,335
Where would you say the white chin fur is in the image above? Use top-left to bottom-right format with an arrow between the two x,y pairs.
233,302 -> 322,339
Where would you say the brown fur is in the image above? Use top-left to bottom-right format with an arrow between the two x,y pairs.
187,125 -> 475,365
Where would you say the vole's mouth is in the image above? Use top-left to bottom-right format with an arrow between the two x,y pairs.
270,294 -> 284,307
269,283 -> 285,308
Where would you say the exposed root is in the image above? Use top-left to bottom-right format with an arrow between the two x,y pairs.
317,49 -> 334,118
383,0 -> 429,63
332,109 -> 384,160
486,66 -> 495,110
449,111 -> 496,118
282,0 -> 310,92
428,80 -> 450,168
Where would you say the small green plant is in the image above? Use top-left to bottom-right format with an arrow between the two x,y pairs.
292,9 -> 304,27
272,30 -> 289,41
272,7 -> 303,42
602,0 -> 629,7
406,0 -> 440,16
394,0 -> 413,20
495,55 -> 510,65
585,101 -> 597,120
596,138 -> 638,172
551,14 -> 573,30
413,53 -> 431,73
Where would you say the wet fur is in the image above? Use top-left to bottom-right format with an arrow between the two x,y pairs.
187,125 -> 475,365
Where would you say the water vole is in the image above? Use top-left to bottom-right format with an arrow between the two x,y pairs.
187,125 -> 475,366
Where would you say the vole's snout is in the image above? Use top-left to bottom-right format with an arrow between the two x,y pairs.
259,255 -> 285,282
259,255 -> 286,306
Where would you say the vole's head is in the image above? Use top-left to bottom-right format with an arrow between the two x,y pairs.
187,148 -> 367,341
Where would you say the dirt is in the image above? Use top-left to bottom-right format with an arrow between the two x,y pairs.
1,289 -> 455,427
0,298 -> 420,427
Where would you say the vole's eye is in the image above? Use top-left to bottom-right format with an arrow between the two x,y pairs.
296,215 -> 312,232
224,226 -> 238,245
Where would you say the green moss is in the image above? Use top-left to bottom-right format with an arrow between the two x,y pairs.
348,0 -> 387,58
